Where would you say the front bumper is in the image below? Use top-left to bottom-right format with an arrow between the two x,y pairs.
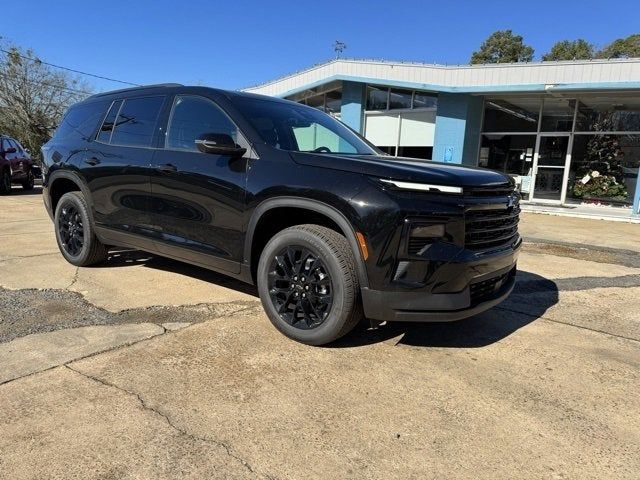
361,244 -> 519,323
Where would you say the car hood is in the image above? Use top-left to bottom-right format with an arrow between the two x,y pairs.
290,153 -> 512,188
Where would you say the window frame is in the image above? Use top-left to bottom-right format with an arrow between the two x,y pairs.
162,94 -> 249,154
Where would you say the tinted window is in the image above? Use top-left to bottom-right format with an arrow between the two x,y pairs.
166,96 -> 237,151
54,101 -> 110,142
366,86 -> 388,110
96,100 -> 123,143
110,96 -> 164,147
389,89 -> 412,109
413,92 -> 438,109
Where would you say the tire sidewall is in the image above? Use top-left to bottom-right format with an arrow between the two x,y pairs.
54,192 -> 96,266
0,170 -> 10,193
257,229 -> 352,345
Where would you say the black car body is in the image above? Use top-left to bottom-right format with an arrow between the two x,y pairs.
42,84 -> 520,344
1,134 -> 36,193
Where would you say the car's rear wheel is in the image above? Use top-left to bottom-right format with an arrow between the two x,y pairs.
0,169 -> 11,194
21,169 -> 35,190
257,224 -> 363,345
54,191 -> 108,266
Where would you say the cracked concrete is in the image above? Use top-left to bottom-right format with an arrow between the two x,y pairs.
0,189 -> 639,479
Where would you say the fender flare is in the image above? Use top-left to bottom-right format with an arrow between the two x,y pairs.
244,197 -> 370,289
47,169 -> 95,223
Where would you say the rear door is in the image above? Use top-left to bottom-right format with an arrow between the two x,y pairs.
149,94 -> 249,273
6,139 -> 24,178
82,96 -> 166,245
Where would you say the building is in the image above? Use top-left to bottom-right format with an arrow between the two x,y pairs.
244,58 -> 640,216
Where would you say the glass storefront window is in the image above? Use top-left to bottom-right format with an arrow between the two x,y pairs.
388,89 -> 412,110
305,94 -> 325,111
576,99 -> 640,132
413,92 -> 437,109
325,90 -> 342,115
480,134 -> 536,200
483,98 -> 540,132
540,98 -> 575,132
367,86 -> 388,110
567,134 -> 640,205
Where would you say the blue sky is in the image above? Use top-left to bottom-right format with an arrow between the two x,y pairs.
2,0 -> 639,92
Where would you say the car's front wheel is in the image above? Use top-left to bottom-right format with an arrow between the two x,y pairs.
21,169 -> 35,190
54,191 -> 108,266
257,224 -> 363,345
0,169 -> 11,194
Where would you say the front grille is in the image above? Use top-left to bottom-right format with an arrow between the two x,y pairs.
464,185 -> 515,197
465,205 -> 520,251
470,268 -> 515,304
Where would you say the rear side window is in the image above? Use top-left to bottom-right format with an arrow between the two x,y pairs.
54,101 -> 110,143
96,100 -> 123,144
166,95 -> 238,151
110,96 -> 164,147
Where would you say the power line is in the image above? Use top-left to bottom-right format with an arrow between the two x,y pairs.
0,48 -> 140,87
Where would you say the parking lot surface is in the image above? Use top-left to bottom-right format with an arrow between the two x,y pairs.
1,187 -> 639,479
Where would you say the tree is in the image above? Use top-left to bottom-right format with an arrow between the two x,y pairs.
0,42 -> 91,160
470,30 -> 534,64
542,39 -> 595,61
597,33 -> 640,58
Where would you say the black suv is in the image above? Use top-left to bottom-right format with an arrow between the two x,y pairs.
42,85 -> 520,345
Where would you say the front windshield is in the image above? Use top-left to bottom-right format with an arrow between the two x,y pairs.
234,96 -> 378,155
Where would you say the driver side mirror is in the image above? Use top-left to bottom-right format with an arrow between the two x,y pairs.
195,133 -> 246,157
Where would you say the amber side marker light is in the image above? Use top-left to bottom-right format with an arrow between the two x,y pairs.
355,232 -> 369,261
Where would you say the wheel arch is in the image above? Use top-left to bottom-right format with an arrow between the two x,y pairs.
48,170 -> 94,222
245,197 -> 369,289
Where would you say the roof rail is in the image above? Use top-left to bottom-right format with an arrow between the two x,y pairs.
90,83 -> 183,98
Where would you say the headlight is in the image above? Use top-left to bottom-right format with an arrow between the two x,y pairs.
379,179 -> 463,194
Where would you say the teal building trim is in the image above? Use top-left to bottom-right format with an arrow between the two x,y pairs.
633,173 -> 640,215
432,93 -> 483,165
340,81 -> 365,132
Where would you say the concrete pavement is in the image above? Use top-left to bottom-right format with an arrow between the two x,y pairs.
1,187 -> 639,479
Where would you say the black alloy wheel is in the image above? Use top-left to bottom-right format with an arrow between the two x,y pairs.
257,224 -> 363,345
267,246 -> 334,330
57,203 -> 84,257
54,192 -> 108,266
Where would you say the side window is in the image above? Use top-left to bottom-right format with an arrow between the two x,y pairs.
96,100 -> 123,144
166,95 -> 238,152
110,96 -> 164,148
54,101 -> 110,143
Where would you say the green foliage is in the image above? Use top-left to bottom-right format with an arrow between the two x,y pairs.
571,127 -> 628,200
542,39 -> 595,61
470,30 -> 535,64
572,172 -> 627,200
597,34 -> 640,59
0,42 -> 91,161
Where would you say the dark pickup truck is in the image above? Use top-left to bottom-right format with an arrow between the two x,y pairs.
42,85 -> 520,345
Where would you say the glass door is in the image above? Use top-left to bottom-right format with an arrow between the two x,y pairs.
532,134 -> 571,202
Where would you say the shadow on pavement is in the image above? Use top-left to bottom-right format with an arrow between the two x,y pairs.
96,251 -> 558,349
331,270 -> 559,349
103,249 -> 259,297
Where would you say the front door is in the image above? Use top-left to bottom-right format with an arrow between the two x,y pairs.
149,94 -> 249,274
532,134 -> 571,203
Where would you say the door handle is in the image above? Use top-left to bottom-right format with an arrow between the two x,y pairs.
84,157 -> 100,166
157,163 -> 178,173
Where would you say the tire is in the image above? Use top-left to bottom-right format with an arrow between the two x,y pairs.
257,224 -> 363,345
0,169 -> 11,194
54,191 -> 108,266
21,169 -> 34,190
